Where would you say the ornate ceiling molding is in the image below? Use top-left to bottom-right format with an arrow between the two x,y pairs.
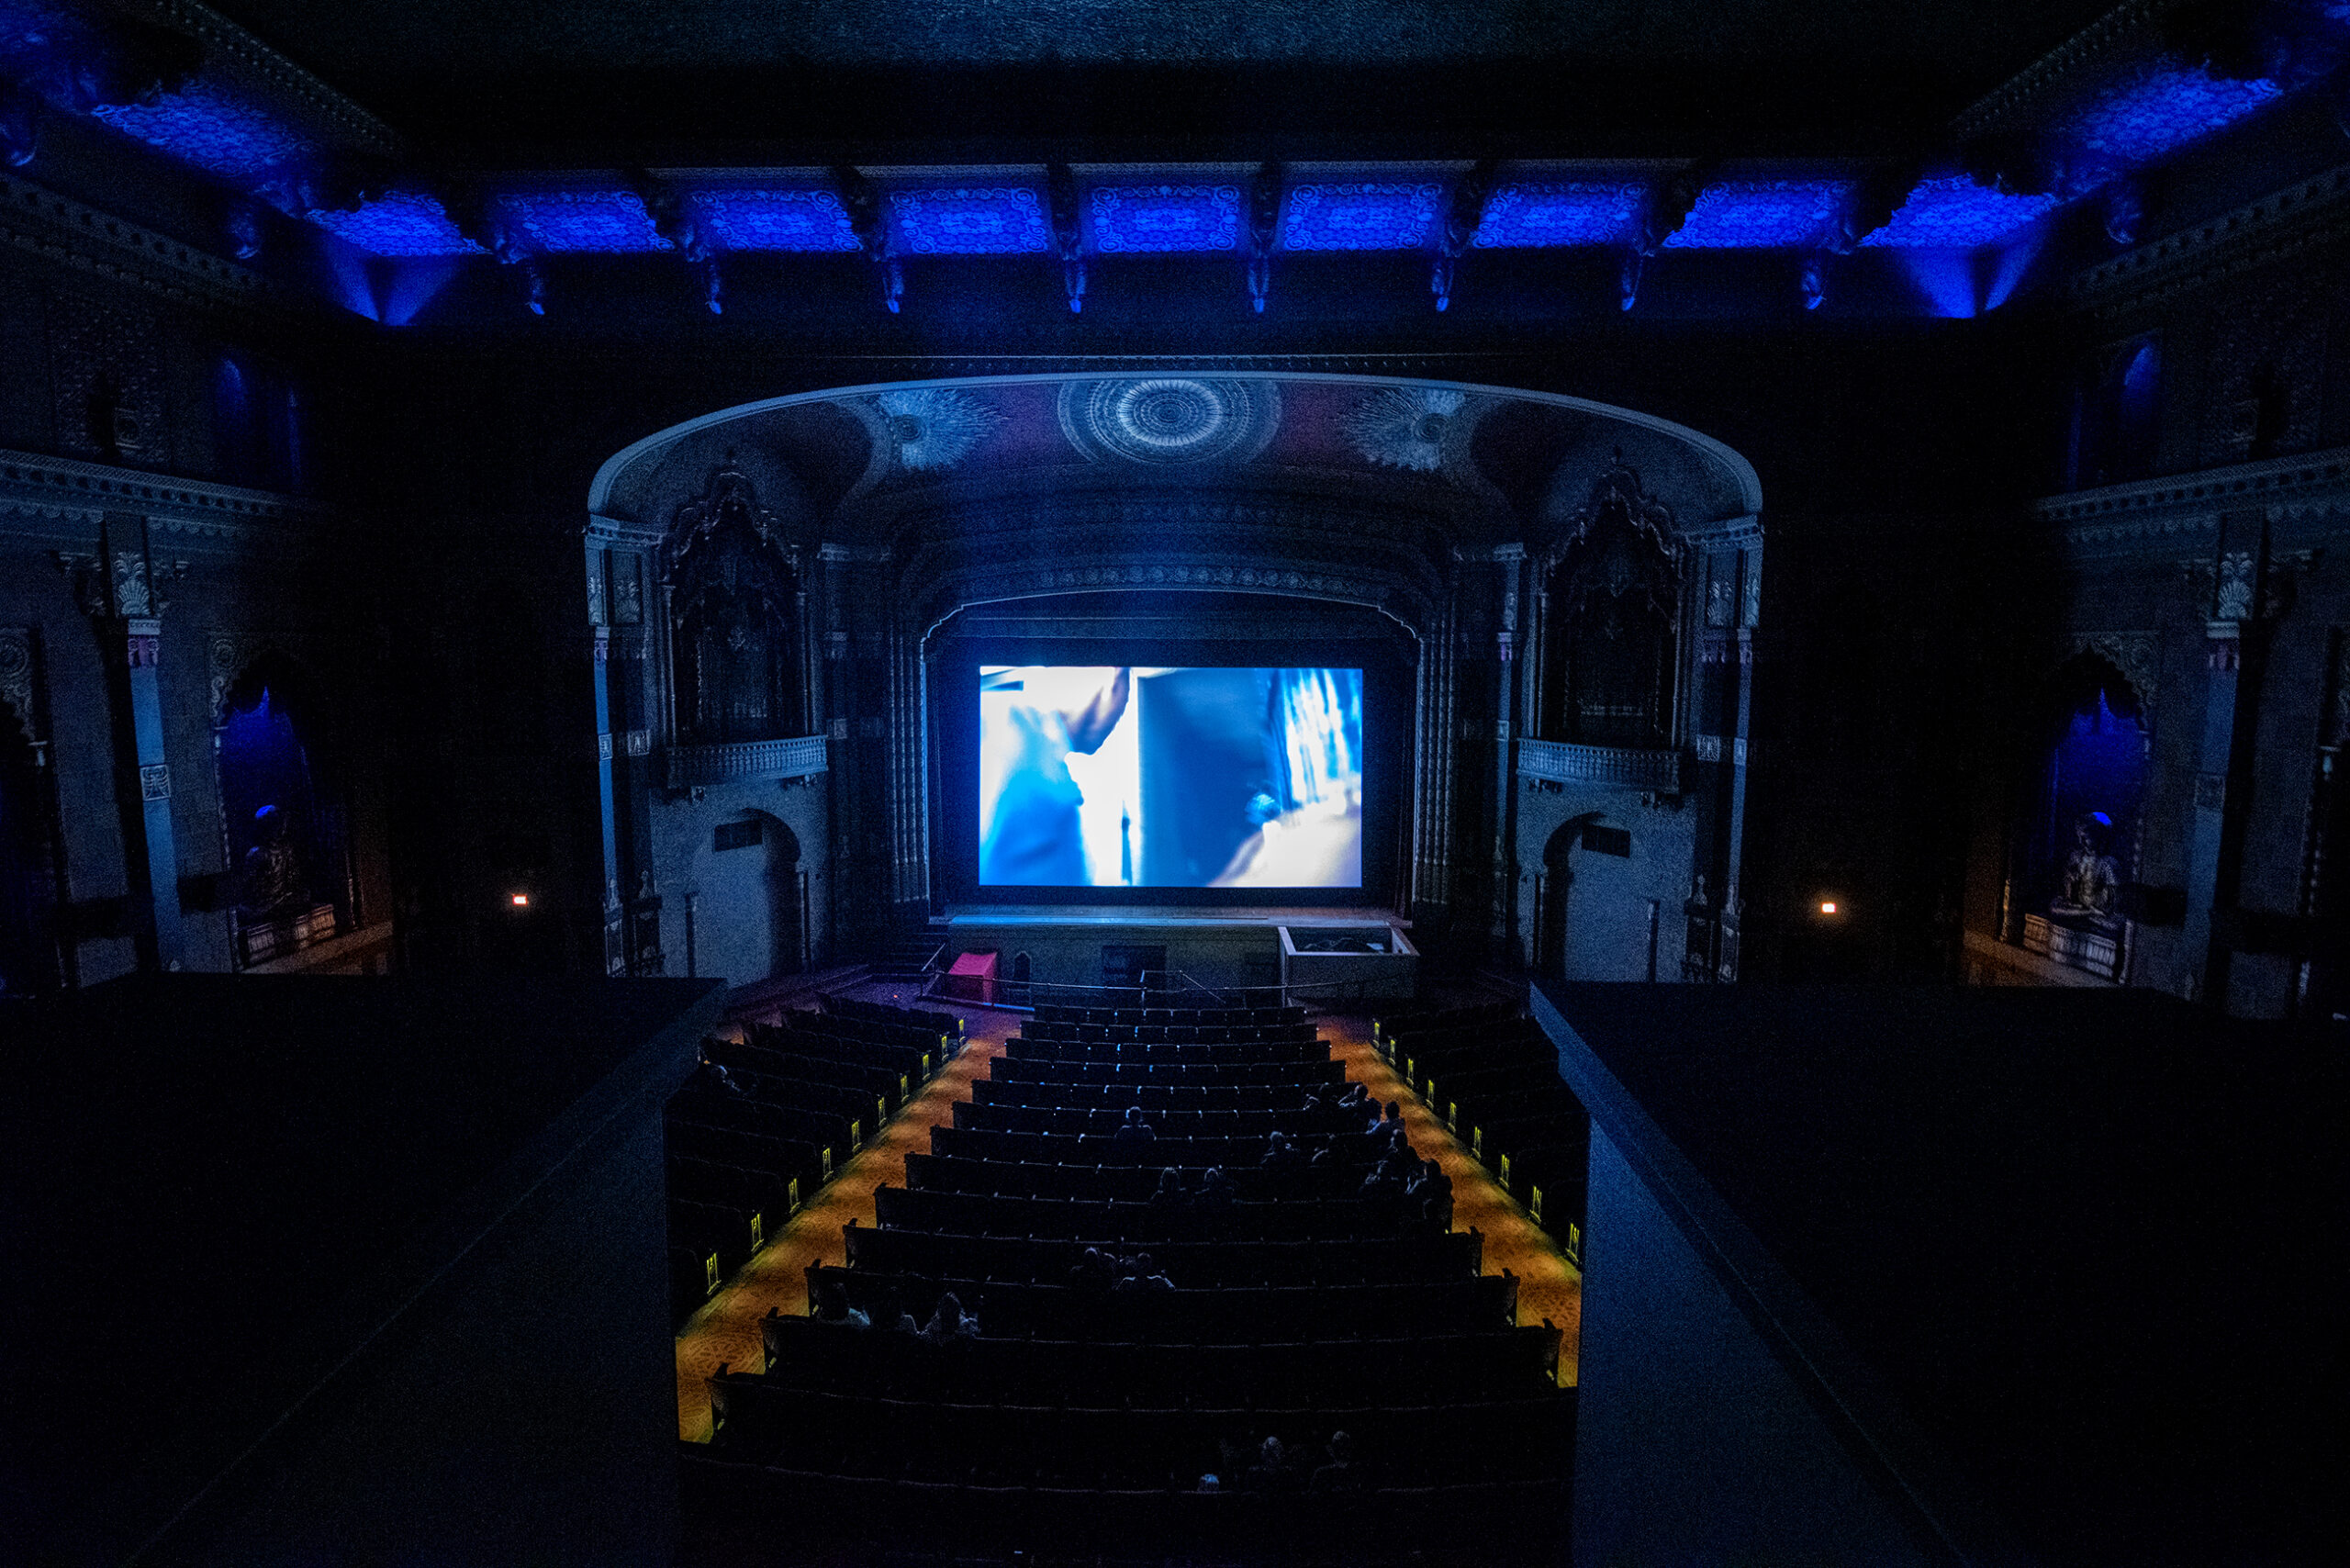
0,171 -> 289,316
1947,0 -> 2176,143
0,447 -> 335,542
110,1 -> 408,159
2037,444 -> 2350,554
2067,164 -> 2350,319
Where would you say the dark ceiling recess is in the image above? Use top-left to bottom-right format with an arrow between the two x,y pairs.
206,0 -> 2122,161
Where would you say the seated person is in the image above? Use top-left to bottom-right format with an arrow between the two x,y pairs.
812,1277 -> 869,1328
1113,1105 -> 1157,1145
1147,1166 -> 1192,1210
1243,1435 -> 1303,1495
1069,1245 -> 1118,1292
1194,1166 -> 1238,1212
1259,1130 -> 1304,1168
1309,1430 -> 1362,1494
918,1291 -> 981,1344
877,1287 -> 920,1334
1112,1250 -> 1175,1292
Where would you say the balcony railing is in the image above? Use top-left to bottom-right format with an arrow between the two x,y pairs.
1515,738 -> 1682,793
663,734 -> 829,790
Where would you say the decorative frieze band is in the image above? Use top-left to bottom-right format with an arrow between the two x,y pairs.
1515,737 -> 1683,793
2068,165 -> 2350,318
663,734 -> 830,790
0,172 -> 286,315
1,448 -> 332,541
2036,446 -> 2350,554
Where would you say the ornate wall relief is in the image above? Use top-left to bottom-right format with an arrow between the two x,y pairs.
1058,378 -> 1281,467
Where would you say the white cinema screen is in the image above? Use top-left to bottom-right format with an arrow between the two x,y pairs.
978,666 -> 1364,889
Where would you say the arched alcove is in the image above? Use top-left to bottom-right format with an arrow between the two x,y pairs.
216,650 -> 346,968
2012,652 -> 2150,980
693,809 -> 805,988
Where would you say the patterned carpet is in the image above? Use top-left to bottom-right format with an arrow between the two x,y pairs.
672,990 -> 1583,1442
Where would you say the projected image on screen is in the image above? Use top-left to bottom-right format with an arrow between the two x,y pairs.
979,666 -> 1364,889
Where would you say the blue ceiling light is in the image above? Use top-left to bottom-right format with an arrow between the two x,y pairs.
1665,180 -> 1853,249
1862,175 -> 2059,248
688,188 -> 861,252
1090,185 -> 1243,252
310,191 -> 484,258
1281,183 -> 1443,251
89,80 -> 312,181
889,186 -> 1051,254
2058,58 -> 2283,165
494,191 -> 673,253
1472,182 -> 1644,248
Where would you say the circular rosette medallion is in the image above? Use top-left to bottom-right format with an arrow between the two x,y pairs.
1058,377 -> 1281,467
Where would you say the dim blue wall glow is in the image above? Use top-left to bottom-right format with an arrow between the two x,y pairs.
1090,185 -> 1242,252
889,186 -> 1050,254
1472,183 -> 1643,248
688,188 -> 860,252
1863,175 -> 2058,248
1281,183 -> 1441,251
90,80 -> 313,180
2057,59 -> 2283,164
495,191 -> 671,253
310,192 -> 483,257
1666,181 -> 1852,249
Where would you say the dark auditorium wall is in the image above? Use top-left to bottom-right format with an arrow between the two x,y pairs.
1571,1130 -> 1939,1566
172,1112 -> 682,1565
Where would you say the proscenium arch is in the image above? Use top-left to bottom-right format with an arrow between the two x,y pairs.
587,371 -> 1764,526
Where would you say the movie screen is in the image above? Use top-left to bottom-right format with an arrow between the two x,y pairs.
979,666 -> 1364,889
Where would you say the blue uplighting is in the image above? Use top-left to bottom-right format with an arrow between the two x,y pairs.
1472,182 -> 1643,248
310,192 -> 484,258
688,188 -> 861,252
1863,175 -> 2059,249
1091,185 -> 1243,252
889,186 -> 1050,254
1281,183 -> 1442,251
90,81 -> 313,181
1665,180 -> 1852,249
495,192 -> 673,253
2057,59 -> 2283,164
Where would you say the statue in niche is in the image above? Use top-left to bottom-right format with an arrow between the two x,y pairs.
2050,812 -> 2121,929
240,803 -> 307,920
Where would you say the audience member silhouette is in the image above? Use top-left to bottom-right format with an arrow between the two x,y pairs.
1069,1246 -> 1117,1293
1113,1104 -> 1157,1145
1113,1250 -> 1175,1292
877,1286 -> 919,1334
919,1291 -> 981,1343
1244,1435 -> 1303,1495
813,1276 -> 869,1328
1309,1429 -> 1362,1493
1147,1166 -> 1192,1210
1195,1165 -> 1238,1213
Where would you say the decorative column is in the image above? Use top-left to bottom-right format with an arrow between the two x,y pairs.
2181,525 -> 2270,1005
885,611 -> 930,919
1411,590 -> 1459,925
73,517 -> 188,971
1494,545 -> 1526,951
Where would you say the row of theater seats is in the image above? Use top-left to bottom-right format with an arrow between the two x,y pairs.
1374,1004 -> 1591,1261
688,996 -> 1573,1563
664,997 -> 967,1327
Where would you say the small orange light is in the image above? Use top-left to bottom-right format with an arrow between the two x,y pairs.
1819,901 -> 1838,915
509,892 -> 530,908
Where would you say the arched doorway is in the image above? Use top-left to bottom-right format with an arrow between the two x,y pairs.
216,652 -> 347,969
694,810 -> 805,989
